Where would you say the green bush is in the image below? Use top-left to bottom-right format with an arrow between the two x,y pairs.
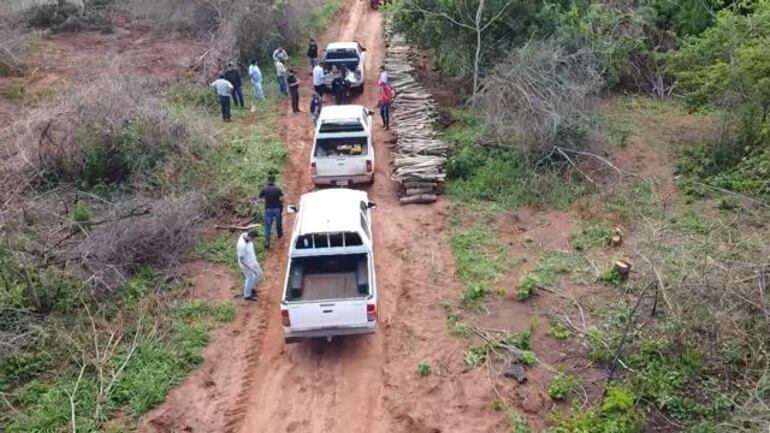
549,372 -> 578,401
417,361 -> 431,377
549,385 -> 642,433
600,267 -> 623,285
71,201 -> 91,223
549,321 -> 571,340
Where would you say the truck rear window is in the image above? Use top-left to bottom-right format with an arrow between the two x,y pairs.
319,120 -> 364,133
326,48 -> 359,60
295,232 -> 363,249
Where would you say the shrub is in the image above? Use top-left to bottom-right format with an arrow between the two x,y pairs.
549,321 -> 571,340
549,373 -> 578,401
417,361 -> 431,377
549,385 -> 642,433
517,273 -> 539,301
599,268 -> 623,285
71,201 -> 91,223
22,0 -> 114,33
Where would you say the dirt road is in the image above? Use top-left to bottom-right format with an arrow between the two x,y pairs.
140,2 -> 491,432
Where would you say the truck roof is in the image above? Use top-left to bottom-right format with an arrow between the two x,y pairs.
319,105 -> 365,121
297,189 -> 369,235
326,42 -> 359,51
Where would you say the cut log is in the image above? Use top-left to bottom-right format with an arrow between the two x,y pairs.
610,235 -> 623,247
399,194 -> 437,204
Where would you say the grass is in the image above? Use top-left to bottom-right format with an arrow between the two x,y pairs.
193,233 -> 267,272
518,251 -> 590,301
569,220 -> 614,251
449,224 -> 506,310
548,372 -> 579,401
444,108 -> 586,211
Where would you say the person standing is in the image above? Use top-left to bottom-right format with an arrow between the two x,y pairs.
378,82 -> 394,129
276,60 -> 288,96
248,59 -> 264,101
331,65 -> 345,105
287,68 -> 301,113
307,38 -> 319,73
312,62 -> 326,99
272,45 -> 289,64
378,65 -> 388,86
224,62 -> 244,108
210,74 -> 234,122
310,90 -> 322,125
236,229 -> 263,301
258,175 -> 284,249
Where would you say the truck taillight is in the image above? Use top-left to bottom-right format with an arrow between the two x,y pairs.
366,160 -> 372,173
281,309 -> 290,327
311,162 -> 317,175
367,304 -> 377,322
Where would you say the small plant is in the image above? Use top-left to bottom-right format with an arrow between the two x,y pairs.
493,398 -> 508,411
417,361 -> 431,377
71,201 -> 91,223
518,273 -> 539,301
600,267 -> 623,285
519,350 -> 538,366
569,221 -> 614,251
446,310 -> 471,338
460,282 -> 491,310
464,347 -> 486,368
549,321 -> 571,339
510,412 -> 531,433
549,372 -> 579,401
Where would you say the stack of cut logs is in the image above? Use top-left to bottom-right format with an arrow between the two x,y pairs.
384,23 -> 447,204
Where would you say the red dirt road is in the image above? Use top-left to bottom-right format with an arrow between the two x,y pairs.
139,2 -> 520,432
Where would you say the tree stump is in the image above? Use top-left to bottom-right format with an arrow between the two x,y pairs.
613,260 -> 631,280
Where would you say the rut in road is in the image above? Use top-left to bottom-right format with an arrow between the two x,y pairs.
142,2 -> 508,432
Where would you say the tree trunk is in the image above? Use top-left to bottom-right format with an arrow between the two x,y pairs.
472,0 -> 484,105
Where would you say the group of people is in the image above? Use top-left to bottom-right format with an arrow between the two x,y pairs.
211,38 -> 395,130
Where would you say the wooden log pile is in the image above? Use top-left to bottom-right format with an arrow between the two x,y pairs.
384,24 -> 447,204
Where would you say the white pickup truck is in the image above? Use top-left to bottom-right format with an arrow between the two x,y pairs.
323,41 -> 366,94
281,188 -> 378,343
311,105 -> 375,186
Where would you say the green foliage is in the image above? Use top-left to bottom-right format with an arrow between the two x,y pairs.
417,361 -> 431,377
672,210 -> 709,234
450,224 -> 505,309
549,372 -> 578,401
569,221 -> 613,251
173,300 -> 236,323
0,244 -> 80,312
549,321 -> 571,340
600,268 -> 623,285
510,412 -> 531,433
167,84 -> 220,113
464,347 -> 487,368
445,306 -> 471,338
549,385 -> 642,433
605,182 -> 658,219
519,350 -> 538,366
444,109 -> 585,210
518,251 -> 588,301
72,201 -> 91,223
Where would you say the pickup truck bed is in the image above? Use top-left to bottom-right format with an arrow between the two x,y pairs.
302,272 -> 360,301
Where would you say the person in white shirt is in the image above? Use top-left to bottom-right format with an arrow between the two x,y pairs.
312,62 -> 326,99
378,65 -> 388,86
210,74 -> 234,121
248,59 -> 264,101
275,60 -> 289,96
236,230 -> 263,301
272,46 -> 289,64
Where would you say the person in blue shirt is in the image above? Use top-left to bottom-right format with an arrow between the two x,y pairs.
248,59 -> 264,101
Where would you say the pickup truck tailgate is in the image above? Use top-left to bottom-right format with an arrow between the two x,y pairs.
316,156 -> 368,178
287,299 -> 368,331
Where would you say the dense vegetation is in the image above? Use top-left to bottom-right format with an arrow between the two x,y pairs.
397,0 -> 770,431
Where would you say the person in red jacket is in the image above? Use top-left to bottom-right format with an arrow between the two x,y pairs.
378,82 -> 394,129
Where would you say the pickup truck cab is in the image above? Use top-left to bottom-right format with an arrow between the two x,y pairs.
281,189 -> 377,343
323,41 -> 366,94
311,105 -> 374,186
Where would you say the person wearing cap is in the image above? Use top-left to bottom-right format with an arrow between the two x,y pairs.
236,229 -> 263,301
287,68 -> 301,113
248,59 -> 264,101
210,74 -> 234,122
224,62 -> 244,108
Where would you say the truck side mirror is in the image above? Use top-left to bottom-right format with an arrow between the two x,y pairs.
367,201 -> 377,210
287,205 -> 299,214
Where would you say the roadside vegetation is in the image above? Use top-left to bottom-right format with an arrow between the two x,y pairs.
0,0 -> 337,431
391,0 -> 770,430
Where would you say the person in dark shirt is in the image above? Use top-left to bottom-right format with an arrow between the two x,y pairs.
307,38 -> 319,73
223,62 -> 244,108
287,69 -> 301,113
258,175 -> 284,249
